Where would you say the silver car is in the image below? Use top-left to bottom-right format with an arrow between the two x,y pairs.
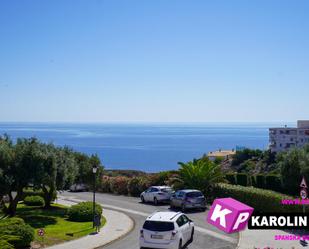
140,186 -> 173,205
170,190 -> 206,212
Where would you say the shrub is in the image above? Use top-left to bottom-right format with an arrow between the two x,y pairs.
265,174 -> 282,192
256,174 -> 265,189
24,195 -> 45,207
67,202 -> 102,222
225,174 -> 236,185
250,175 -> 257,187
236,173 -> 248,186
127,177 -> 143,197
100,176 -> 111,193
0,218 -> 34,248
23,189 -> 56,202
0,239 -> 14,249
110,176 -> 129,195
212,183 -> 303,213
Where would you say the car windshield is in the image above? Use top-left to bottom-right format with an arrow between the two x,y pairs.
186,192 -> 203,198
161,188 -> 173,193
143,221 -> 175,231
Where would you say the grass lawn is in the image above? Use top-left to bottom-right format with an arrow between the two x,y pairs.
16,204 -> 106,248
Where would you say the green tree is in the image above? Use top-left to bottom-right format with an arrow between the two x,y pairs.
0,137 -> 38,216
278,147 -> 309,195
74,153 -> 103,189
33,143 -> 58,208
177,158 -> 223,193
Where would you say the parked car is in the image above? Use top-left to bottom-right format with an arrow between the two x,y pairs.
69,183 -> 89,192
140,211 -> 194,249
170,189 -> 206,212
140,186 -> 173,205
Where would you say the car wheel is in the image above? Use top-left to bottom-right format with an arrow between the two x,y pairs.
181,204 -> 186,213
141,196 -> 145,203
154,197 -> 158,205
201,207 -> 206,212
178,239 -> 182,249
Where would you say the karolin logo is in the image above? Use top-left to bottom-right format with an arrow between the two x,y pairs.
207,198 -> 254,233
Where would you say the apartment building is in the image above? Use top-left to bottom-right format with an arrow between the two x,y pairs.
269,120 -> 309,153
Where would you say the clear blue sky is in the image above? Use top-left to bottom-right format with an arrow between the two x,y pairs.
0,0 -> 308,123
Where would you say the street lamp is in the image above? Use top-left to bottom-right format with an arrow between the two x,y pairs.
92,165 -> 98,228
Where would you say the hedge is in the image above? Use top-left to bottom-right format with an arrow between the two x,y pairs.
24,196 -> 45,207
127,177 -> 143,197
225,174 -> 236,185
250,175 -> 257,187
265,174 -> 282,192
109,177 -> 129,195
212,183 -> 303,213
256,174 -> 265,189
67,202 -> 103,222
0,218 -> 34,248
236,173 -> 248,186
0,239 -> 14,249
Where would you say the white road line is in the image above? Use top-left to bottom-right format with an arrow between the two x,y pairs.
62,196 -> 237,244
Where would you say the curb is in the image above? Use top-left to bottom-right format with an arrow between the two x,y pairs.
47,197 -> 134,249
94,214 -> 135,249
236,230 -> 242,249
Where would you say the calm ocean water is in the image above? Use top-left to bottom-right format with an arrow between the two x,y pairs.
0,122 -> 288,172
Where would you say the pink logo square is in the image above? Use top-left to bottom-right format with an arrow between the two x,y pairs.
207,198 -> 254,233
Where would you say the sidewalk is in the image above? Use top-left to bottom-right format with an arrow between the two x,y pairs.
238,228 -> 308,249
47,197 -> 134,249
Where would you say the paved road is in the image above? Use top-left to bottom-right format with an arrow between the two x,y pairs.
61,192 -> 238,249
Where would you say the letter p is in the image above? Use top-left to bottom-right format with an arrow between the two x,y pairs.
233,212 -> 249,230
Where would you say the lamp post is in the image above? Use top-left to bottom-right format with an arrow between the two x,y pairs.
92,165 -> 98,228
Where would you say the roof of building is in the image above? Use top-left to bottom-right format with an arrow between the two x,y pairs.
207,150 -> 236,157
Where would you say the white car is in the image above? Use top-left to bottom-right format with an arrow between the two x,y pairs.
140,211 -> 194,249
140,186 -> 173,205
69,184 -> 89,192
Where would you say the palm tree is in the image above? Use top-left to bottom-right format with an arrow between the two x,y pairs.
177,158 -> 223,193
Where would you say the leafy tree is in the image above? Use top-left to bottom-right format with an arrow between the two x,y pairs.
176,158 -> 223,193
74,153 -> 103,189
33,143 -> 58,208
0,137 -> 38,216
278,147 -> 309,195
232,148 -> 263,167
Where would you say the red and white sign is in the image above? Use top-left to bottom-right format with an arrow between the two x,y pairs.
300,177 -> 308,189
300,189 -> 308,200
37,229 -> 45,237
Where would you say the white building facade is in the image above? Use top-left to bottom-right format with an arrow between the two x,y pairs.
269,120 -> 309,153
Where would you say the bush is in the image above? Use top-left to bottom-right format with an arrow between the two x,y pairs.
256,174 -> 265,189
212,183 -> 303,213
127,177 -> 143,197
225,174 -> 236,185
110,176 -> 129,195
0,239 -> 14,249
24,195 -> 45,207
23,189 -> 56,202
100,176 -> 111,193
250,175 -> 257,187
236,173 -> 248,186
0,218 -> 34,248
67,202 -> 102,222
265,174 -> 282,192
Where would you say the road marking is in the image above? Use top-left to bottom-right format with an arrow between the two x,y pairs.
64,197 -> 237,244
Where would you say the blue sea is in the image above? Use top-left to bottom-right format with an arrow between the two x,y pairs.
0,122 -> 288,172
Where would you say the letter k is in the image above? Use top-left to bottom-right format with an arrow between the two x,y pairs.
210,204 -> 232,228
